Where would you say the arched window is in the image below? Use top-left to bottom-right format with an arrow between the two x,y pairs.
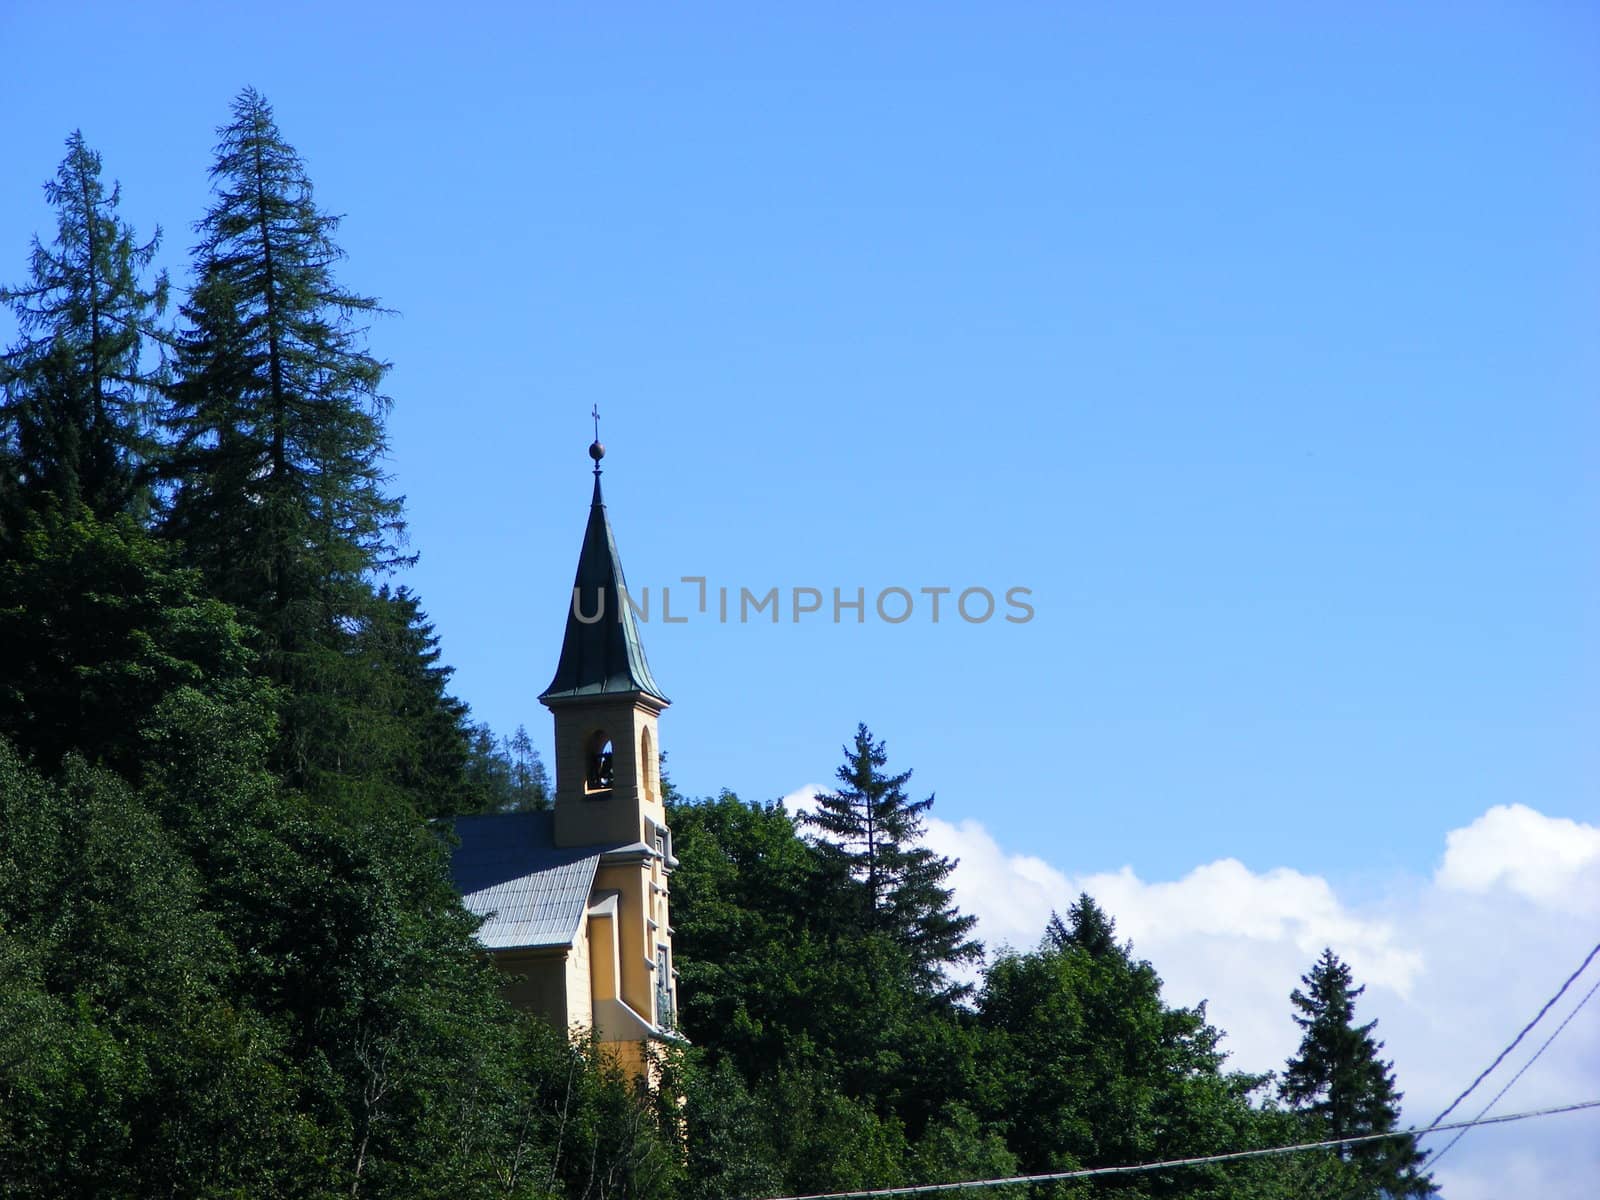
641,727 -> 656,800
585,730 -> 614,793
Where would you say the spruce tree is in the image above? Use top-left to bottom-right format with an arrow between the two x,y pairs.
980,907 -> 1263,1186
1045,892 -> 1121,958
342,585 -> 479,816
1281,949 -> 1435,1198
802,724 -> 981,995
0,132 -> 168,527
505,724 -> 551,811
163,88 -> 414,797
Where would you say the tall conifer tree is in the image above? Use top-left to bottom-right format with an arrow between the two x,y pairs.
0,132 -> 168,526
1282,949 -> 1435,1198
163,88 -> 416,796
803,724 -> 981,996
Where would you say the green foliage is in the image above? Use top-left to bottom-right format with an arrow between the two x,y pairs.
669,787 -> 999,1193
905,1102 -> 1020,1191
0,131 -> 168,527
668,791 -> 823,1076
0,501 -> 261,778
309,584 -> 482,817
464,721 -> 552,815
760,1064 -> 910,1195
0,695 -> 677,1200
977,896 -> 1268,1197
165,87 -> 400,589
674,1048 -> 912,1200
1216,1103 -> 1371,1200
0,741 -> 321,1197
504,724 -> 553,810
802,724 -> 981,998
666,794 -> 1348,1198
675,1055 -> 785,1200
1045,892 -> 1122,958
162,88 -> 422,803
1281,949 -> 1435,1198
144,89 -> 486,822
672,784 -> 1412,1199
0,103 -> 632,1196
0,103 -> 1446,1200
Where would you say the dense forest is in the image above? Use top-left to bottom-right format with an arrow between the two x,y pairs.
0,91 -> 1434,1199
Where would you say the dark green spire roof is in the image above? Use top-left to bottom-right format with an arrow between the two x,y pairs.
540,460 -> 669,707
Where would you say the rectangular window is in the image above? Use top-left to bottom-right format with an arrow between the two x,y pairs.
655,945 -> 673,1026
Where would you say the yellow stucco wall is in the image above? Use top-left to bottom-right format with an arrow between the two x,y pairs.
564,919 -> 593,1035
549,697 -> 667,849
488,689 -> 678,1083
595,861 -> 654,1022
588,907 -> 620,1002
492,949 -> 572,1028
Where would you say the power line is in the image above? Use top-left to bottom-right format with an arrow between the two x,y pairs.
1427,974 -> 1600,1169
750,1099 -> 1600,1200
1425,938 -> 1600,1130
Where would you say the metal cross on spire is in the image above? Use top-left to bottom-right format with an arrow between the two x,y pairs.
588,404 -> 606,476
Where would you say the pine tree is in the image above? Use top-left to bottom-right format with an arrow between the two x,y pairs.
340,585 -> 480,816
0,132 -> 168,528
505,724 -> 551,811
802,724 -> 981,995
464,722 -> 513,811
163,88 -> 410,796
1281,949 -> 1435,1198
455,723 -> 552,814
1044,893 -> 1121,958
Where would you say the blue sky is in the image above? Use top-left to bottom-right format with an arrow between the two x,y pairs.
2,3 -> 1593,883
3,2 -> 1594,884
5,4 -> 1598,1192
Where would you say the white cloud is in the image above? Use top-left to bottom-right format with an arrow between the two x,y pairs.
780,783 -> 824,819
1436,803 -> 1600,915
906,804 -> 1600,1200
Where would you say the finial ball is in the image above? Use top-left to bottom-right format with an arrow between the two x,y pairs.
589,440 -> 605,462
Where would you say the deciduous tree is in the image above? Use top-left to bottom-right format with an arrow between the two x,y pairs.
0,501 -> 256,778
978,898 -> 1268,1196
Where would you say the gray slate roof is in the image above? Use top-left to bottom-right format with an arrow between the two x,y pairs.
539,471 -> 669,706
450,812 -> 602,951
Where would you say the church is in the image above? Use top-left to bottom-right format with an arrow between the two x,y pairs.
448,437 -> 679,1079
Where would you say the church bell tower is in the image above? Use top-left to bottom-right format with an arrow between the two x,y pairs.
539,435 -> 670,847
538,433 -> 677,1041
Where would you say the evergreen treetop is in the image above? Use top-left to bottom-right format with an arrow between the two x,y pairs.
1282,948 -> 1436,1198
0,131 -> 168,524
165,86 -> 404,604
162,88 -> 433,804
802,723 -> 981,997
1045,892 -> 1123,958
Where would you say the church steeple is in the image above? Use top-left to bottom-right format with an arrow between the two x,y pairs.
450,422 -> 681,1077
539,437 -> 669,706
542,432 -> 671,851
